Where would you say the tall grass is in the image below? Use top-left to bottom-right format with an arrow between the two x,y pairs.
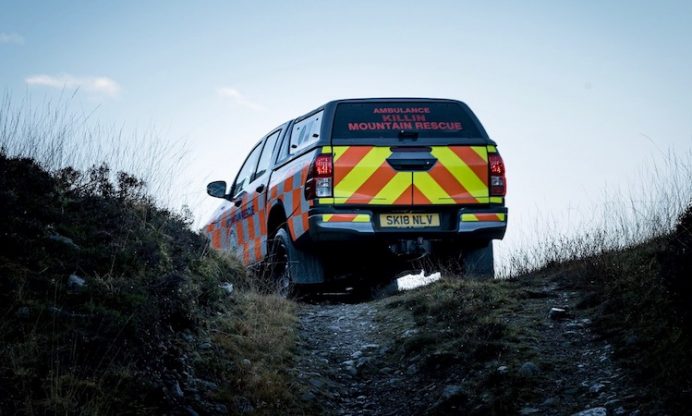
0,91 -> 188,207
497,149 -> 692,277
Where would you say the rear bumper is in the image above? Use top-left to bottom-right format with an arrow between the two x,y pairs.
304,206 -> 507,244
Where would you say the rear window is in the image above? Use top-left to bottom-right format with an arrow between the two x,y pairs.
332,102 -> 482,139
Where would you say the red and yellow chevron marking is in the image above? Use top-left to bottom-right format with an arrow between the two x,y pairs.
333,146 -> 411,205
332,145 -> 490,205
461,213 -> 506,222
322,214 -> 371,223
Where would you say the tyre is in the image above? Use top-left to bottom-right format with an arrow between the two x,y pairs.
462,241 -> 494,279
269,228 -> 324,298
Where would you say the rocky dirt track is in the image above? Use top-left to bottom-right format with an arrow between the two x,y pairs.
292,276 -> 647,416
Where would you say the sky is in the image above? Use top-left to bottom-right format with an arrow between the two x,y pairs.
2,1 -> 691,270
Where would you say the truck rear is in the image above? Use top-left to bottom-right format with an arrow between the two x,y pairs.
304,98 -> 507,279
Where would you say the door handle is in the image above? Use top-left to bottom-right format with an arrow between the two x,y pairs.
256,184 -> 266,193
234,199 -> 242,207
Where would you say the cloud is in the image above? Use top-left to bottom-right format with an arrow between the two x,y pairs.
25,74 -> 121,97
217,87 -> 264,111
0,32 -> 24,44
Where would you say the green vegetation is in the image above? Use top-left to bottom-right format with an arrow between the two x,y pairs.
0,153 -> 299,415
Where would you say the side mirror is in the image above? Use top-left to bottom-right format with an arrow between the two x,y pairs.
206,181 -> 227,199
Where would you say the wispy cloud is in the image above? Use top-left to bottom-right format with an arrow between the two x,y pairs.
217,87 -> 264,111
0,32 -> 24,44
25,74 -> 121,97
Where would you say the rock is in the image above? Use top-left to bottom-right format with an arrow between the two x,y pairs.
441,384 -> 464,400
301,391 -> 316,401
15,306 -> 30,320
520,407 -> 541,415
171,381 -> 184,398
341,359 -> 355,367
351,350 -> 363,359
406,364 -> 418,375
625,335 -> 639,347
519,361 -> 540,377
198,341 -> 212,350
571,407 -> 607,416
196,379 -> 219,391
541,397 -> 558,407
361,343 -> 380,351
497,365 -> 509,374
241,358 -> 252,367
219,282 -> 234,295
181,330 -> 195,343
589,382 -> 606,393
234,397 -> 254,414
214,404 -> 228,414
49,233 -> 80,250
309,378 -> 323,388
628,410 -> 641,416
184,406 -> 199,416
548,307 -> 568,320
402,328 -> 419,337
67,274 -> 86,291
345,365 -> 357,376
613,407 -> 626,416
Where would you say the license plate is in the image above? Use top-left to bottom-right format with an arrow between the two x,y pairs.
379,213 -> 440,228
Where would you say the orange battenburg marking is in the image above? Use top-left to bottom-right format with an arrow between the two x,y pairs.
393,184 -> 413,205
412,185 -> 432,205
451,147 -> 488,186
427,163 -> 477,203
347,163 -> 397,204
334,147 -> 372,187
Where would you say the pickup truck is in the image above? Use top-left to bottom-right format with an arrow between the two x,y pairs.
205,98 -> 507,295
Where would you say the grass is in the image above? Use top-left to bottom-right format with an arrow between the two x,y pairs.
0,150 -> 303,414
380,278 -> 535,414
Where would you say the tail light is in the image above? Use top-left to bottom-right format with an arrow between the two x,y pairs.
304,154 -> 333,199
489,153 -> 506,196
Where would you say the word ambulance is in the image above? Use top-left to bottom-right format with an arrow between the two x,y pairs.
205,98 -> 507,295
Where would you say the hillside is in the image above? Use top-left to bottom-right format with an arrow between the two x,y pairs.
0,153 -> 301,415
1,151 -> 690,415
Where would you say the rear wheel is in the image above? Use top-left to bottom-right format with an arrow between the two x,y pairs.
269,228 -> 325,298
462,241 -> 494,279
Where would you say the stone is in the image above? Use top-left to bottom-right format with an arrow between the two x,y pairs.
241,358 -> 252,367
184,406 -> 199,416
301,392 -> 316,401
199,342 -> 212,350
520,407 -> 541,415
67,274 -> 86,291
519,361 -> 540,377
49,233 -> 80,250
589,383 -> 606,393
171,381 -> 184,398
196,379 -> 219,391
548,307 -> 568,320
441,384 -> 464,400
219,282 -> 234,295
497,365 -> 509,374
351,350 -> 363,359
571,407 -> 607,416
15,306 -> 30,320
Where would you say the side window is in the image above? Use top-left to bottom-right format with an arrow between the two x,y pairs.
289,111 -> 323,155
231,143 -> 262,198
276,127 -> 291,164
253,130 -> 281,181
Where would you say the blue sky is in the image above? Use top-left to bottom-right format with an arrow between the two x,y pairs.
2,1 -> 691,269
